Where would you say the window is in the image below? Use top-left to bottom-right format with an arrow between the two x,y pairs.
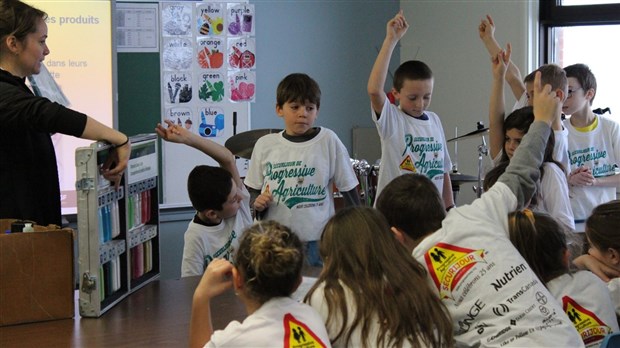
541,1 -> 620,115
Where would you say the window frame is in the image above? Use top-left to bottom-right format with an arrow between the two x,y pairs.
539,1 -> 620,64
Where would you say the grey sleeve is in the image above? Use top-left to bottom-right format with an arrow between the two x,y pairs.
498,121 -> 551,208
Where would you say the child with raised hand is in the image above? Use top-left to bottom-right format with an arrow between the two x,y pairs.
189,221 -> 330,348
486,47 -> 574,232
305,206 -> 453,348
244,73 -> 360,266
508,209 -> 618,347
156,120 -> 252,277
375,72 -> 583,347
368,10 -> 454,210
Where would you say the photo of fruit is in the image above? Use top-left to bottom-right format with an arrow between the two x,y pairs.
198,47 -> 224,69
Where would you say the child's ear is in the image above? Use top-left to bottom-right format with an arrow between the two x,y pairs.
203,209 -> 219,222
390,226 -> 405,244
232,267 -> 243,291
607,248 -> 620,266
585,88 -> 596,102
562,248 -> 571,269
556,88 -> 567,103
275,104 -> 283,117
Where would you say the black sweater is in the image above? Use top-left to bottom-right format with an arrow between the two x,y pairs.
0,69 -> 87,226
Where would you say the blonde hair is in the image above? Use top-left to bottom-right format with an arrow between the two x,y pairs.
235,220 -> 304,304
305,207 -> 453,347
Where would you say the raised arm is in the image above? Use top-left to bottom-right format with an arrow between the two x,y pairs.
155,120 -> 242,189
498,72 -> 558,207
478,14 -> 525,100
189,259 -> 234,348
368,10 -> 408,116
488,48 -> 509,159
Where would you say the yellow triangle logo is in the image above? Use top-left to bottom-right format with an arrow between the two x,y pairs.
424,243 -> 486,300
283,313 -> 327,348
562,296 -> 612,346
399,155 -> 416,172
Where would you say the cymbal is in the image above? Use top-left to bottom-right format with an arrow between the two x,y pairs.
447,128 -> 489,143
225,129 -> 282,159
450,172 -> 479,185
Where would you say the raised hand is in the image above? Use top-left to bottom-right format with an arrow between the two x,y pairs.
386,10 -> 409,42
155,119 -> 190,144
532,71 -> 561,126
478,14 -> 496,43
491,44 -> 511,80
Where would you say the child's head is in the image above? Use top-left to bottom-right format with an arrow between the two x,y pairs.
392,60 -> 434,118
187,165 -> 240,221
499,106 -> 558,166
585,200 -> 620,270
376,174 -> 444,250
524,64 -> 567,106
309,206 -> 453,347
508,209 -> 569,284
184,119 -> 192,129
563,63 -> 597,115
235,220 -> 304,304
275,73 -> 321,136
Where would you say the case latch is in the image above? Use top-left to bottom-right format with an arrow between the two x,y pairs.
81,272 -> 97,294
75,178 -> 95,191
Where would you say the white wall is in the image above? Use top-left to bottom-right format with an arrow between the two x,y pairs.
400,0 -> 538,205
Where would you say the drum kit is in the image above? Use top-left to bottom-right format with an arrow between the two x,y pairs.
225,123 -> 489,207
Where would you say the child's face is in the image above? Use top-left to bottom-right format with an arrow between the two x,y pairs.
562,77 -> 591,116
216,179 -> 242,219
504,128 -> 524,159
587,236 -> 617,269
276,100 -> 318,136
393,78 -> 433,117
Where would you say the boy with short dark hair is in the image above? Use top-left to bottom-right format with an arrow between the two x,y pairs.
562,63 -> 620,229
245,73 -> 359,266
376,72 -> 583,347
368,11 -> 454,210
156,120 -> 252,277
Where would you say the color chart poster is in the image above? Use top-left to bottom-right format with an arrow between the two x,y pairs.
160,1 -> 255,140
160,1 -> 254,206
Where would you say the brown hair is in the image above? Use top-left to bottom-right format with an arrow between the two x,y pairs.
508,210 -> 568,284
305,207 -> 453,347
0,0 -> 47,43
376,174 -> 445,241
586,200 -> 620,252
276,73 -> 321,109
235,221 -> 304,304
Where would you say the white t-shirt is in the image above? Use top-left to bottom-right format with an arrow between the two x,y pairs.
244,128 -> 358,242
538,162 -> 575,232
608,277 -> 620,318
413,182 -> 583,347
206,297 -> 331,348
564,115 -> 620,222
181,185 -> 252,277
547,271 -> 619,347
307,281 -> 422,348
372,101 -> 451,200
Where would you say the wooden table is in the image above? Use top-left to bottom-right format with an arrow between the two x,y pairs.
0,268 -> 321,347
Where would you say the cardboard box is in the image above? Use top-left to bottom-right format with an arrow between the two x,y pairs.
0,219 -> 74,326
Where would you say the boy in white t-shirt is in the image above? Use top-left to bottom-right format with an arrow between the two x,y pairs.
376,72 -> 584,347
562,64 -> 620,230
156,120 -> 252,277
368,11 -> 454,209
244,73 -> 359,266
